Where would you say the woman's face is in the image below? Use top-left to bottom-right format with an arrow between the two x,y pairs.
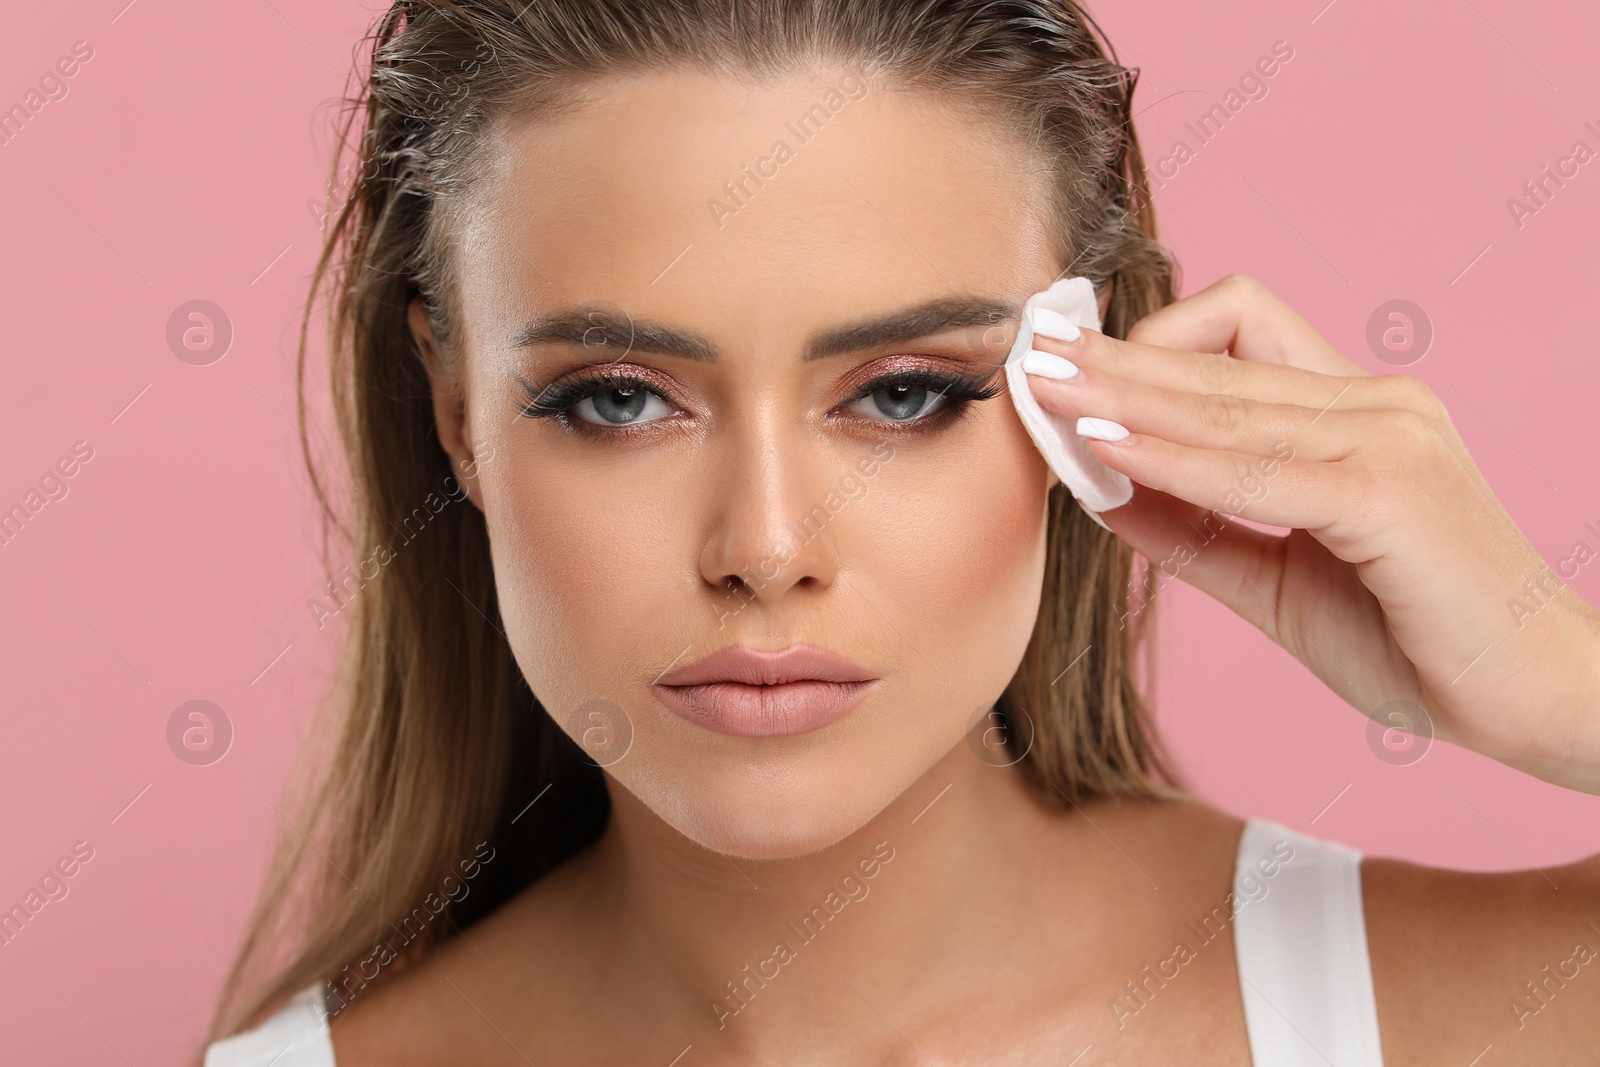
425,66 -> 1066,859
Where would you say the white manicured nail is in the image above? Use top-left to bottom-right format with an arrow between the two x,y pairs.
1021,349 -> 1079,379
1076,417 -> 1129,441
1029,306 -> 1082,342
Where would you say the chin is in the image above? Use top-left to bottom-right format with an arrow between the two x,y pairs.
620,740 -> 924,861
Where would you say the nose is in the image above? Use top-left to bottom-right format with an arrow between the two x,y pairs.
698,423 -> 843,616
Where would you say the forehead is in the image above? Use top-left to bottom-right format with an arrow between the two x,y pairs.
454,68 -> 1060,354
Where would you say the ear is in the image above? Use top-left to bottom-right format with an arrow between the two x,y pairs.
1096,277 -> 1115,326
409,298 -> 487,512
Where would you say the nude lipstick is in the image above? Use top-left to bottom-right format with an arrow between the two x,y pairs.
651,642 -> 879,737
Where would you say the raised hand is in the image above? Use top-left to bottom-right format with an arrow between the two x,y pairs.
1022,274 -> 1600,793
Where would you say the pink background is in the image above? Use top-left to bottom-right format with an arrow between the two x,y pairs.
2,0 -> 1597,1061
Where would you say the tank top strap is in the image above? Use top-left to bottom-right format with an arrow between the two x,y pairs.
205,821 -> 1383,1067
203,984 -> 336,1067
1233,817 -> 1384,1066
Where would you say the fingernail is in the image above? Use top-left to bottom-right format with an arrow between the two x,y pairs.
1076,417 -> 1129,442
1021,349 -> 1079,379
1029,306 -> 1082,342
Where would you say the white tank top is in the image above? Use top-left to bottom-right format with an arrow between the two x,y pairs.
203,818 -> 1383,1066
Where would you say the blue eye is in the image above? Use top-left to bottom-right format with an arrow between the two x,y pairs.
572,384 -> 675,426
845,381 -> 950,422
840,367 -> 1003,427
518,364 -> 1003,437
519,372 -> 679,432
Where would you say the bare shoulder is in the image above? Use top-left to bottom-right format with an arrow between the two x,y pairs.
1055,792 -> 1247,880
329,844 -> 606,1066
1018,793 -> 1251,926
1022,794 -> 1253,1063
1364,846 -> 1600,1065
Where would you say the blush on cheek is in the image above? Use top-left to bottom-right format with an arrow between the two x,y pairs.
925,406 -> 1052,614
852,423 -> 1050,700
479,452 -> 696,709
939,449 -> 1050,644
481,470 -> 614,705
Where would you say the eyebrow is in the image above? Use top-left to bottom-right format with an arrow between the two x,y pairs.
508,296 -> 1020,363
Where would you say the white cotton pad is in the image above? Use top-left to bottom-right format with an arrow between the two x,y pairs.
1003,276 -> 1134,531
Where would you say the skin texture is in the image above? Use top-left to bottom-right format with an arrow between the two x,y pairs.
327,68 -> 1600,1064
429,68 -> 1057,862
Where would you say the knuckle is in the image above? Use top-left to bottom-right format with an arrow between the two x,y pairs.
1348,419 -> 1437,517
1125,313 -> 1170,349
1387,408 -> 1440,454
1200,391 -> 1251,437
1228,452 -> 1261,499
1191,353 -> 1240,396
1374,374 -> 1444,417
1219,273 -> 1265,302
1086,330 -> 1123,371
1407,377 -> 1447,419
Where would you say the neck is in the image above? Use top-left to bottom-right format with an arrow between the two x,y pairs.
577,738 -> 1065,1054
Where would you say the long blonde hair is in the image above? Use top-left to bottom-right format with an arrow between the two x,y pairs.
209,0 -> 1178,1044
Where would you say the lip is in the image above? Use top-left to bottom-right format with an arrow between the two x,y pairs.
652,642 -> 880,737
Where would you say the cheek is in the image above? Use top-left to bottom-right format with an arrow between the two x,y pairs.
480,407 -> 1051,711
478,439 -> 694,710
469,405 -> 1053,858
855,414 -> 1051,680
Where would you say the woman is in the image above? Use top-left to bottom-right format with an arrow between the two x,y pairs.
204,0 -> 1600,1063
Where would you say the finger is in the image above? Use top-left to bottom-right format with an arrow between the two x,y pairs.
1123,274 -> 1367,378
1079,428 -> 1347,532
1098,485 -> 1282,637
1025,363 -> 1373,462
1030,324 -> 1369,414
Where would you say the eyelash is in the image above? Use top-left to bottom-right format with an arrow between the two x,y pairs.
518,364 -> 1004,438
